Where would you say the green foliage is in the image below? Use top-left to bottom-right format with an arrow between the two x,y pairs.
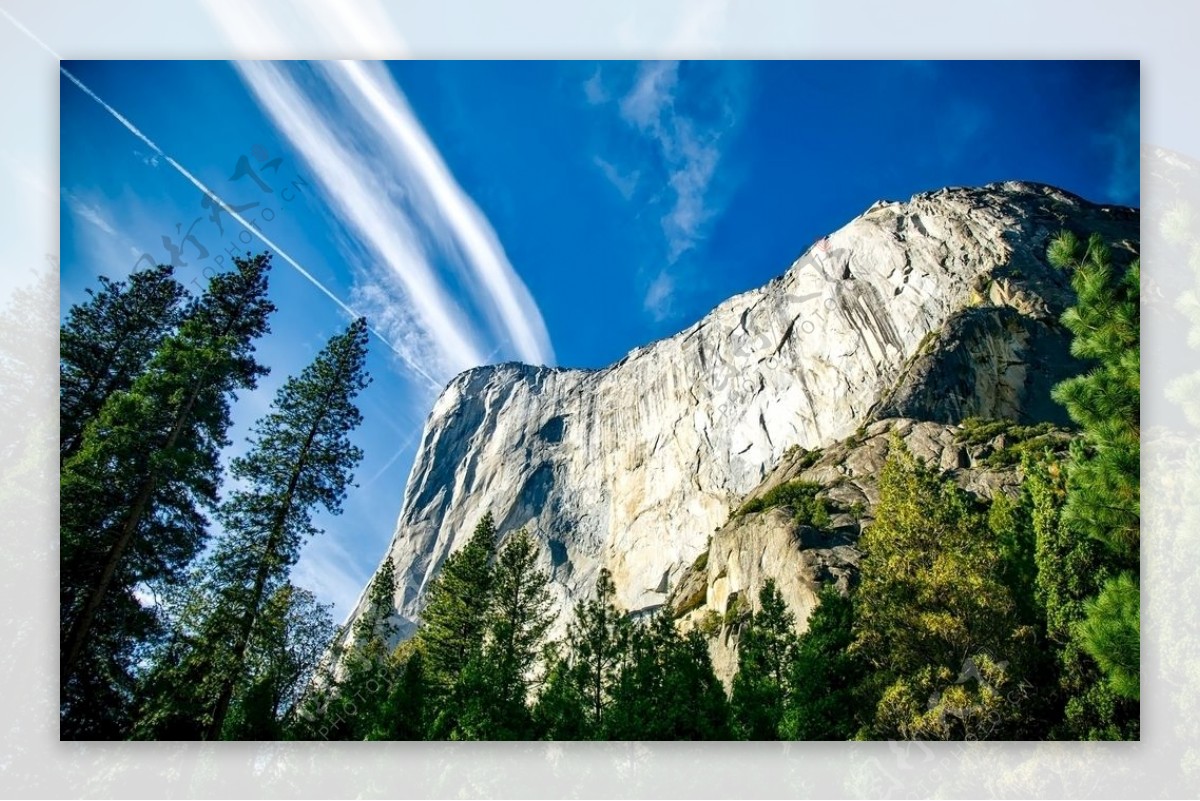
736,480 -> 831,528
417,512 -> 498,697
560,568 -> 630,735
779,586 -> 865,740
1025,433 -> 1137,739
851,438 -> 1033,740
61,253 -> 275,738
606,614 -> 731,740
954,417 -> 1067,468
455,529 -> 554,739
1041,229 -> 1141,725
1048,230 -> 1140,563
1076,572 -> 1140,701
696,609 -> 722,637
59,263 -> 188,462
730,580 -> 798,739
132,317 -> 371,739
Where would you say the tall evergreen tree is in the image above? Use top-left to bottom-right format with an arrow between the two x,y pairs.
1046,230 -> 1141,704
730,579 -> 798,740
222,584 -> 336,740
416,512 -> 498,736
60,253 -> 274,737
326,557 -> 400,741
138,316 -> 370,739
1026,448 -> 1137,739
418,513 -> 499,686
60,264 -> 188,462
779,585 -> 864,740
456,529 -> 553,739
566,568 -> 630,736
607,612 -> 730,740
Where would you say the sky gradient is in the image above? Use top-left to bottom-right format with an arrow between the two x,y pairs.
59,60 -> 1140,620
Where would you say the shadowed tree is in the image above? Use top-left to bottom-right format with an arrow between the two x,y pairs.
61,253 -> 274,737
730,579 -> 798,739
130,317 -> 371,739
417,512 -> 498,737
60,264 -> 188,462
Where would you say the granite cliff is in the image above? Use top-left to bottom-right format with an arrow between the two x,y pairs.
341,181 -> 1139,655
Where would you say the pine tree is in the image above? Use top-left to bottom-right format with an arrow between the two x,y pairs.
222,584 -> 336,740
779,585 -> 864,740
565,568 -> 630,736
60,264 -> 188,462
1046,230 -> 1141,704
531,649 -> 588,740
458,529 -> 553,739
730,579 -> 798,739
1047,230 -> 1140,561
417,512 -> 498,736
373,646 -> 427,740
60,253 -> 274,737
1025,451 -> 1136,739
607,612 -> 730,740
330,557 -> 399,740
177,317 -> 370,739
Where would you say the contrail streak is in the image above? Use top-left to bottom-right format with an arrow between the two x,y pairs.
54,61 -> 441,391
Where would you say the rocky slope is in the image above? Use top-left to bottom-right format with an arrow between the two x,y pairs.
342,181 -> 1139,648
668,415 -> 1071,684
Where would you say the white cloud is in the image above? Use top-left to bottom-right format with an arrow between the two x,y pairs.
619,60 -> 679,131
593,61 -> 741,320
292,531 -> 372,624
593,155 -> 640,200
643,270 -> 676,322
583,67 -> 609,105
320,60 -> 555,368
62,190 -> 116,236
234,61 -> 493,381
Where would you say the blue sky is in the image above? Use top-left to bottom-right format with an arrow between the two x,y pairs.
59,60 -> 1140,621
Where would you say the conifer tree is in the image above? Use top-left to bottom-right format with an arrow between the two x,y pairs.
329,557 -> 400,740
566,568 -> 630,735
607,612 -> 730,739
779,585 -> 864,740
418,513 -> 498,686
456,529 -> 553,739
202,317 -> 370,738
60,264 -> 188,462
222,584 -> 336,740
1046,230 -> 1141,704
60,253 -> 274,736
1047,230 -> 1140,561
730,579 -> 798,739
417,512 -> 498,736
1024,451 -> 1138,738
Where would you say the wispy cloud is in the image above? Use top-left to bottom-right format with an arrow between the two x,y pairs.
234,61 -> 488,381
1098,103 -> 1140,205
593,155 -> 640,200
62,190 -> 116,236
292,529 -> 374,623
588,61 -> 742,322
322,61 -> 555,368
233,61 -> 555,386
55,66 -> 424,383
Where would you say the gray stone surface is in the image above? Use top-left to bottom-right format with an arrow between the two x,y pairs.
339,181 -> 1138,652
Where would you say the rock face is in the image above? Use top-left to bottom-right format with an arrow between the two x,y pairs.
342,181 -> 1139,648
669,416 -> 1071,685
